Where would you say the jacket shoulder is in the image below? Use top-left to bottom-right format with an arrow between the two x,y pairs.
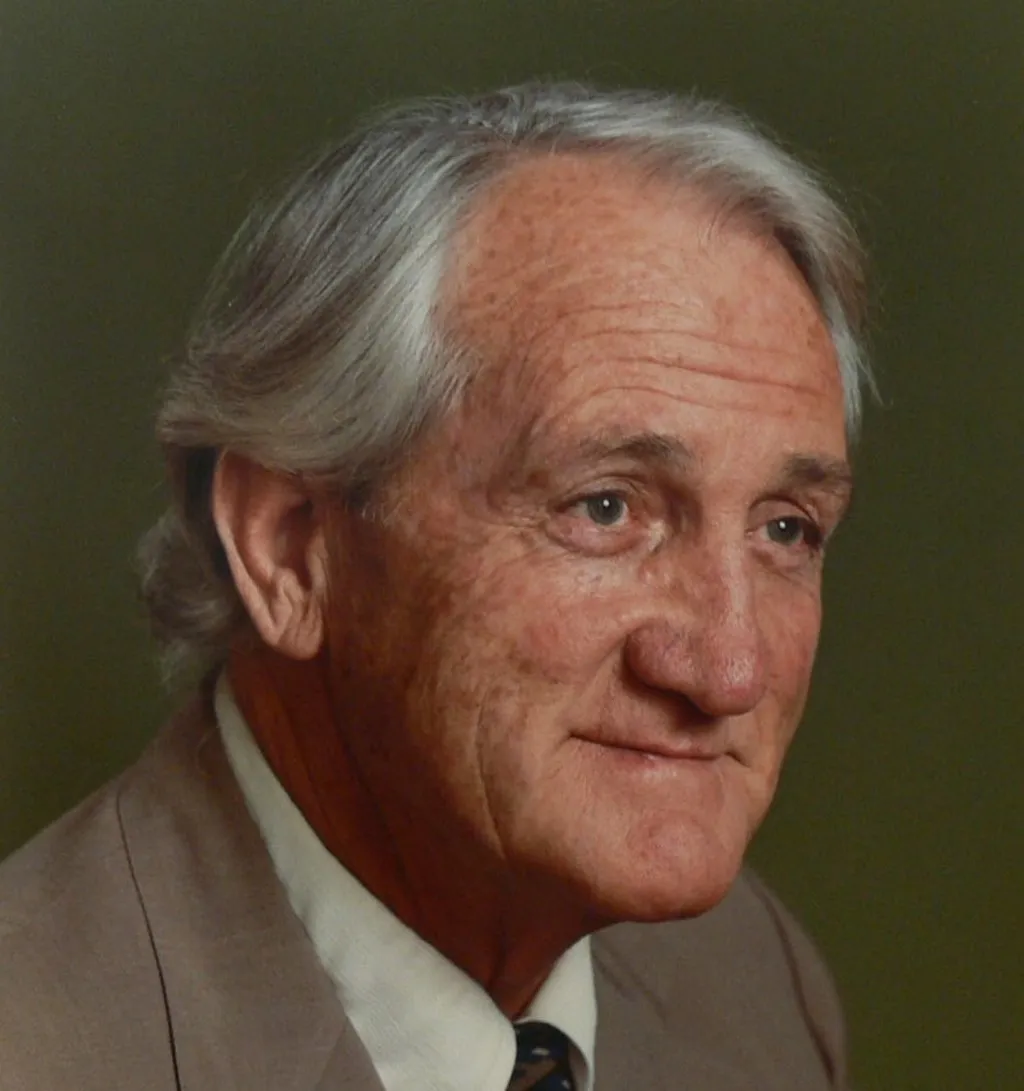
0,765 -> 177,1089
740,869 -> 848,1076
592,869 -> 847,1090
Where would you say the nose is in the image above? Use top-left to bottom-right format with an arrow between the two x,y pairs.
623,551 -> 768,719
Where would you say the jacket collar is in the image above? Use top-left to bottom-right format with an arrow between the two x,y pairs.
116,696 -> 384,1091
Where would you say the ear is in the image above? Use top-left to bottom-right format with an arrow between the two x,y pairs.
212,452 -> 329,659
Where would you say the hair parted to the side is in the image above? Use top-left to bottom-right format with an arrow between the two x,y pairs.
138,81 -> 874,688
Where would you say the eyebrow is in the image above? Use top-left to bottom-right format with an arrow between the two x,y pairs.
570,430 -> 697,469
775,453 -> 854,500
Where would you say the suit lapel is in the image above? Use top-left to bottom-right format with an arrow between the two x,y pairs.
592,927 -> 671,1091
310,1022 -> 389,1091
592,925 -> 756,1091
116,699 -> 384,1091
591,890 -> 840,1091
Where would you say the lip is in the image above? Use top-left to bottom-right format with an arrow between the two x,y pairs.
572,734 -> 730,762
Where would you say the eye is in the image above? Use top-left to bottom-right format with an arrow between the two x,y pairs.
581,492 -> 628,527
764,515 -> 823,551
551,487 -> 647,556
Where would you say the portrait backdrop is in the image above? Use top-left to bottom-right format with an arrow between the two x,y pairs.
1,2 -> 1020,1088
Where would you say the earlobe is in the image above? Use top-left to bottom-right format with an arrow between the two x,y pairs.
212,452 -> 326,659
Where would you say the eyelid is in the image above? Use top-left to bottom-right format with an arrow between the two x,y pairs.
567,487 -> 633,522
560,478 -> 640,510
762,491 -> 830,527
755,501 -> 828,557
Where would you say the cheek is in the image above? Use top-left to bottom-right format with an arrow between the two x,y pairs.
763,587 -> 823,727
490,565 -> 651,700
406,561 -> 636,774
430,538 -> 627,663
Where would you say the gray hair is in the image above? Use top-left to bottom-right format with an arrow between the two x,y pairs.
138,81 -> 873,686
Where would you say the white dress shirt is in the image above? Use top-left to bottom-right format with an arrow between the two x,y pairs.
216,675 -> 596,1091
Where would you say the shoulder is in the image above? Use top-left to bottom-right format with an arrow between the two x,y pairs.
0,736 -> 183,1088
737,869 -> 848,1069
592,869 -> 847,1089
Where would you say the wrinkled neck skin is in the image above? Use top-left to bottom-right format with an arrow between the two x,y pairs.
228,648 -> 594,1018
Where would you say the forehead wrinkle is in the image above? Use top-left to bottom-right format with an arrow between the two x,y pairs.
490,317 -> 836,415
483,288 -> 701,367
616,352 -> 836,397
447,155 -> 833,373
510,301 -> 710,361
482,288 -> 837,406
568,318 -> 832,358
446,158 -> 713,339
556,329 -> 838,398
443,154 -> 846,495
522,389 -> 840,479
515,331 -> 835,405
502,377 -> 707,477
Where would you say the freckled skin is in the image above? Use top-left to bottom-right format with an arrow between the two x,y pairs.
234,153 -> 851,1015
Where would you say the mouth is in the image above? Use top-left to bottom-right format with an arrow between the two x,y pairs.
571,733 -> 733,763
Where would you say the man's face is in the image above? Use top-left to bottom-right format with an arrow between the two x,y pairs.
321,155 -> 851,924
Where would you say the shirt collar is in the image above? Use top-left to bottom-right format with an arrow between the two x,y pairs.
215,673 -> 596,1091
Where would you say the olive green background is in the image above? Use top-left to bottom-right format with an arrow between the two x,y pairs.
2,1 -> 1020,1087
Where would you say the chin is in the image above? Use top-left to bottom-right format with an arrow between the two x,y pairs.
511,752 -> 769,927
568,820 -> 752,927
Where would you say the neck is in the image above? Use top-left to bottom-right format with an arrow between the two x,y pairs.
227,648 -> 593,1016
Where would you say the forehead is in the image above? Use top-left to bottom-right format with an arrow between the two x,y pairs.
443,152 -> 845,450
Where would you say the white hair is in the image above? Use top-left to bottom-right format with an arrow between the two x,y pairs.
138,82 -> 873,685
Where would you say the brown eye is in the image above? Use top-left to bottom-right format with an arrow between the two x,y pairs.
583,493 -> 628,527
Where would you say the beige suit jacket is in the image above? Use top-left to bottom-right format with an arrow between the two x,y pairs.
0,698 -> 848,1090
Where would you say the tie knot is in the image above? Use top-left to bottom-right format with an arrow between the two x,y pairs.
508,1021 -> 576,1091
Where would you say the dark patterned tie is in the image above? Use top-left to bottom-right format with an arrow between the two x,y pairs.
507,1021 -> 577,1091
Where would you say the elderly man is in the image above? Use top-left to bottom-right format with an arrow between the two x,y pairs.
0,84 -> 869,1090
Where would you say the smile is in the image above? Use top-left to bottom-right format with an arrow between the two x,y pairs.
573,734 -> 731,763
